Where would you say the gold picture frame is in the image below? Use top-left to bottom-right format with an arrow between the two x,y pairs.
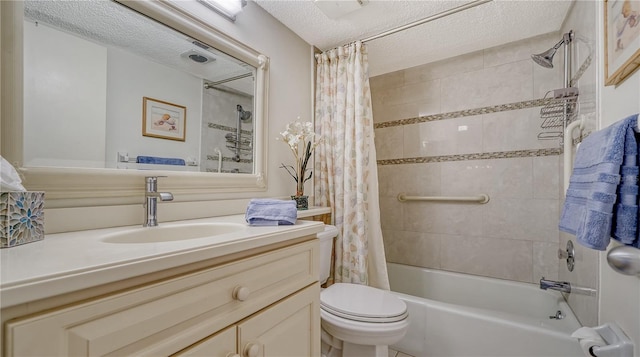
604,0 -> 640,86
142,97 -> 187,141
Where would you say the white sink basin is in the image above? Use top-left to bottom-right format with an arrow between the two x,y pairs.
101,222 -> 246,243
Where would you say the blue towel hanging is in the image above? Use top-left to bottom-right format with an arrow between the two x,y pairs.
559,114 -> 639,250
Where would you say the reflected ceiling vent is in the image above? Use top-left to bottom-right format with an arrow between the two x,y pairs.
180,49 -> 216,64
314,0 -> 369,19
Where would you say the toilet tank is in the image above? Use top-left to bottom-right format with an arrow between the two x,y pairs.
317,224 -> 339,285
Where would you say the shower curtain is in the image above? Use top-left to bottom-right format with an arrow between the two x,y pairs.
314,41 -> 390,290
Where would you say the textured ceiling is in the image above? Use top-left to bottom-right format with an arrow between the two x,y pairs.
24,0 -> 255,94
254,0 -> 574,76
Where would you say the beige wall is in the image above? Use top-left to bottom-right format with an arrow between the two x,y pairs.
372,33 -> 569,284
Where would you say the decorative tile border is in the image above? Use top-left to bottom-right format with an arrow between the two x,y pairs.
570,54 -> 592,87
204,168 -> 251,173
374,53 -> 592,131
374,98 -> 560,129
377,148 -> 562,165
205,155 -> 252,164
206,122 -> 253,135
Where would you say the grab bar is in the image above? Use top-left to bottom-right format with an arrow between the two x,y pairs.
397,193 -> 490,204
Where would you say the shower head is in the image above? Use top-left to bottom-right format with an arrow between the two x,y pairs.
531,31 -> 573,69
531,47 -> 558,68
237,104 -> 252,121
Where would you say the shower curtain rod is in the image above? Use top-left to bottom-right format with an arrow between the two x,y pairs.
204,72 -> 253,87
360,0 -> 493,44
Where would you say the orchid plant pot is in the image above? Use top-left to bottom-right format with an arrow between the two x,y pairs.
278,119 -> 321,211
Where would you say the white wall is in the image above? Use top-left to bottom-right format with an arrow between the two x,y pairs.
105,47 -> 202,167
597,2 -> 640,351
598,49 -> 640,357
23,21 -> 107,168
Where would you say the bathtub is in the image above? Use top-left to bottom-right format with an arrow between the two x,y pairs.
387,263 -> 585,357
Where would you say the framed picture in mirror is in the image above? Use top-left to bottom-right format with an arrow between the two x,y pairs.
142,97 -> 187,141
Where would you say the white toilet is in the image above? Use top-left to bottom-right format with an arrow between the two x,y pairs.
317,225 -> 409,357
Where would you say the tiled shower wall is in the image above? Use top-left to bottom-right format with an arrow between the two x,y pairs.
372,33 -> 568,284
201,86 -> 254,173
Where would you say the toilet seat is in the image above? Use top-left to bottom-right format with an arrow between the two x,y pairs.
320,283 -> 408,323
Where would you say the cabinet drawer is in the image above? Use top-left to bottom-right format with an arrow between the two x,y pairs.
5,239 -> 318,356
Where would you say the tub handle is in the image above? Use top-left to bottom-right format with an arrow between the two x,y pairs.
558,240 -> 575,272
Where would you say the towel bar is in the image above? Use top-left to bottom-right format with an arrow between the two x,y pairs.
397,193 -> 489,204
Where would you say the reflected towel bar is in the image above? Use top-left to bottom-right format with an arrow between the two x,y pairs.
397,193 -> 490,204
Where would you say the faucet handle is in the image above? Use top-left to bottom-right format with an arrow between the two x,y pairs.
145,176 -> 169,193
145,175 -> 167,182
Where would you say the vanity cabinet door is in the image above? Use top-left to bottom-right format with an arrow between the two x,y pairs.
238,283 -> 320,357
172,326 -> 237,357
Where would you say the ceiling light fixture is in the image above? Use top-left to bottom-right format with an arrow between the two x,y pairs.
197,0 -> 246,22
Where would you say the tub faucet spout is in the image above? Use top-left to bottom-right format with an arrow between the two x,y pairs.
539,277 -> 571,293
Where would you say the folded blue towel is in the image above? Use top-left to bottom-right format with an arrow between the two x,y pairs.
559,114 -> 639,250
136,156 -> 186,166
245,199 -> 297,226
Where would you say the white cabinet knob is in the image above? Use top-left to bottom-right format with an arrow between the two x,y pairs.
233,286 -> 250,301
243,342 -> 260,357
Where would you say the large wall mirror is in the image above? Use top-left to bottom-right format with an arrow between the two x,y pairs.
1,0 -> 269,208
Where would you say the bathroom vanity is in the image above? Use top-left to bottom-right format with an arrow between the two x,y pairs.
0,216 -> 324,356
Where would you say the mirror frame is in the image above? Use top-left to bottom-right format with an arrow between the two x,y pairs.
1,0 -> 269,208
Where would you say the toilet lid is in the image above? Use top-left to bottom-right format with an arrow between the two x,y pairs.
320,283 -> 408,323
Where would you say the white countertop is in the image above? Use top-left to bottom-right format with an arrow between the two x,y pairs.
296,206 -> 331,218
0,215 -> 325,308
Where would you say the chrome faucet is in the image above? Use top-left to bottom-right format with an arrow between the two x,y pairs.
540,277 -> 597,296
143,176 -> 173,227
539,277 -> 572,293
